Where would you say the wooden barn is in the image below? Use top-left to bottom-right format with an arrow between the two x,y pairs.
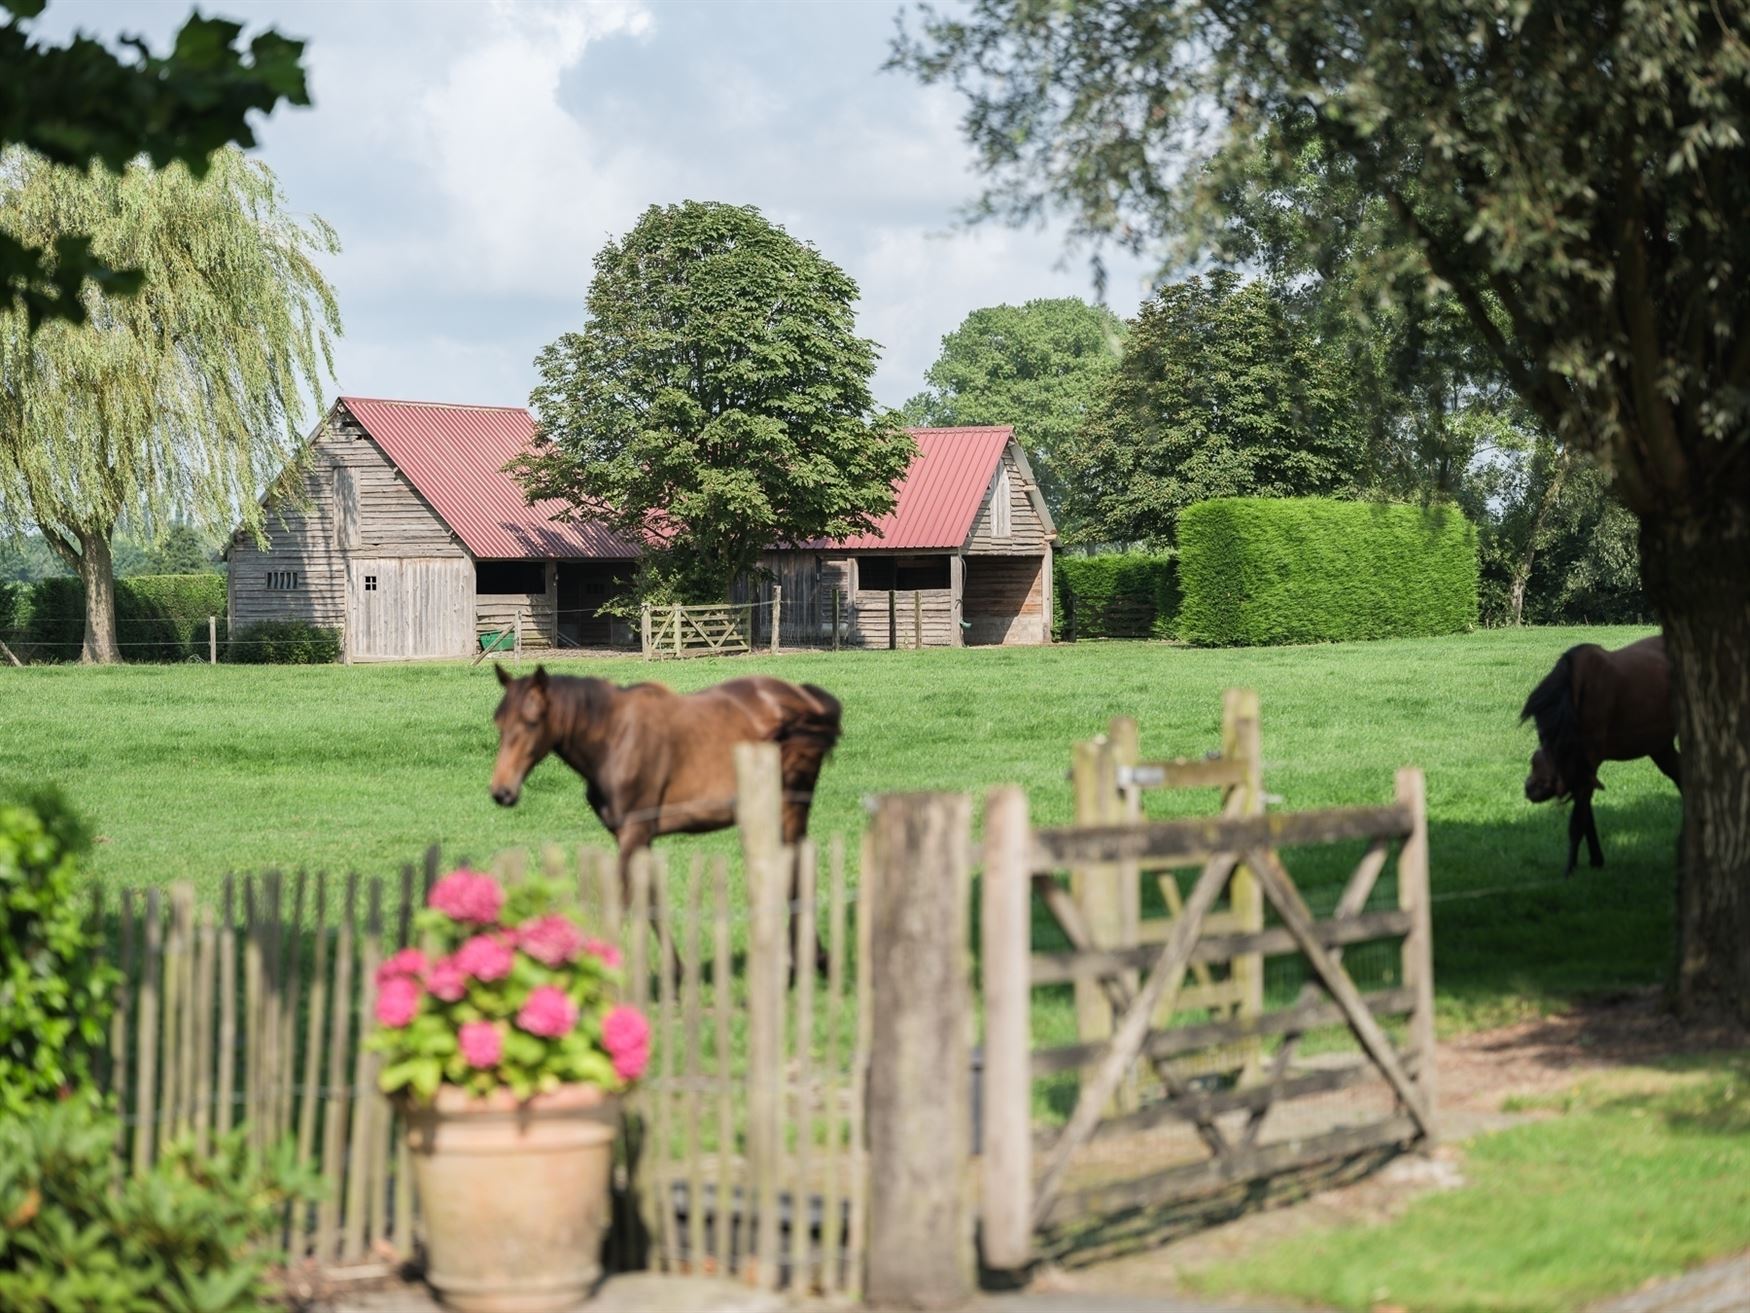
229,400 -> 1054,659
744,425 -> 1057,648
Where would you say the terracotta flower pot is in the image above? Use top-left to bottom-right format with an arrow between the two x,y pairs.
404,1084 -> 619,1313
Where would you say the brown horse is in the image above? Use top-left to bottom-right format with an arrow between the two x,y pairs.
489,664 -> 843,959
1520,634 -> 1680,875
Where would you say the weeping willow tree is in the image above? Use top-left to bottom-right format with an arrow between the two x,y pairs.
0,146 -> 339,662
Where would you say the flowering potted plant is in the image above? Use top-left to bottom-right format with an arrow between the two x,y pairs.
371,868 -> 650,1313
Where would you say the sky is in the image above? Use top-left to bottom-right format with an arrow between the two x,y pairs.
39,0 -> 1156,416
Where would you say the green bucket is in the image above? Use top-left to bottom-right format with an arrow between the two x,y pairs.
478,630 -> 511,653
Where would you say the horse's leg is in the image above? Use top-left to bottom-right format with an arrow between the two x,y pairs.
1652,745 -> 1682,791
615,820 -> 683,985
1565,798 -> 1586,877
781,802 -> 831,977
1576,788 -> 1604,870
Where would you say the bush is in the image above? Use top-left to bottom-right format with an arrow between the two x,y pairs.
1177,497 -> 1478,646
0,1097 -> 317,1313
23,573 -> 226,661
226,619 -> 341,665
0,790 -> 115,1115
1054,553 -> 1179,640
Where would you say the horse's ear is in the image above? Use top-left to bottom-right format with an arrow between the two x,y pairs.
532,664 -> 549,690
495,663 -> 512,687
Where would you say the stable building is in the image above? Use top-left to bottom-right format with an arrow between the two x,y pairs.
229,398 -> 1054,659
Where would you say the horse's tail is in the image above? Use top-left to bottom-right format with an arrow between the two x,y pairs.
771,684 -> 843,828
1521,647 -> 1592,792
786,683 -> 843,756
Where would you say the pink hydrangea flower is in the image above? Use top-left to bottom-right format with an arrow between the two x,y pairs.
375,947 -> 428,988
426,955 -> 468,1002
458,1020 -> 503,1068
516,984 -> 579,1038
583,937 -> 623,970
602,1005 -> 651,1082
453,933 -> 515,982
428,869 -> 504,925
518,915 -> 586,967
374,976 -> 421,1029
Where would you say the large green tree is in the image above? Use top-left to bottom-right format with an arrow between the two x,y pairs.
516,201 -> 915,604
902,297 -> 1124,521
898,0 -> 1750,1018
0,147 -> 339,662
1063,272 -> 1364,545
1,0 -> 309,328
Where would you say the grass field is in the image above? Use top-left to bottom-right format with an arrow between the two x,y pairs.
0,625 -> 1680,1030
1186,1053 -> 1750,1313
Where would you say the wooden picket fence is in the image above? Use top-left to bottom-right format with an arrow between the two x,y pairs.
90,747 -> 868,1297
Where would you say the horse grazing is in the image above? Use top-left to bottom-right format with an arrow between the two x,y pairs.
489,664 -> 843,961
1520,634 -> 1680,875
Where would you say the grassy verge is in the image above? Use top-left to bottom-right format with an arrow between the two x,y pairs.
1183,1054 -> 1750,1313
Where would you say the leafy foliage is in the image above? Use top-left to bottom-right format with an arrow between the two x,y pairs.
0,1096 -> 316,1313
1177,497 -> 1477,646
0,0 -> 310,328
516,201 -> 914,605
1061,273 -> 1364,546
0,789 -> 114,1114
19,574 -> 225,661
901,297 -> 1124,520
371,870 -> 645,1102
225,620 -> 339,666
0,146 -> 339,661
1053,553 -> 1178,641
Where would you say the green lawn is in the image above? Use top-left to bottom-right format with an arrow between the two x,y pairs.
0,626 -> 1681,1029
1184,1054 -> 1750,1313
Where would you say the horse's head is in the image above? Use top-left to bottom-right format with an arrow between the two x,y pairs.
1524,746 -> 1566,803
490,663 -> 556,807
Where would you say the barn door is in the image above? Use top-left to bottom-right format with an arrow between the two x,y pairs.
347,558 -> 473,659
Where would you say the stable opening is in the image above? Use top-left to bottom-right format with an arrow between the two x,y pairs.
475,560 -> 546,594
858,555 -> 950,591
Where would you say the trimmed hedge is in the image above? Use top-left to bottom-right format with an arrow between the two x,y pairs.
1177,497 -> 1478,647
226,620 -> 341,665
1054,553 -> 1179,640
16,573 -> 226,661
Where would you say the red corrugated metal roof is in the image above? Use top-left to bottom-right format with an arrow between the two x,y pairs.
338,396 -> 636,560
814,426 -> 1013,551
339,398 -> 1009,559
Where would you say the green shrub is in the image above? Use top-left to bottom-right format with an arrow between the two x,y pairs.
23,573 -> 226,662
1177,497 -> 1478,647
0,1097 -> 317,1313
226,619 -> 341,665
0,790 -> 116,1114
1054,553 -> 1179,640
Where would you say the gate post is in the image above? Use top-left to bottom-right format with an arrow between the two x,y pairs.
771,584 -> 782,654
1224,689 -> 1265,1066
866,791 -> 974,1307
640,603 -> 652,659
981,787 -> 1033,1274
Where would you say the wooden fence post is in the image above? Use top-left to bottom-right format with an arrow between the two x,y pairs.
1224,690 -> 1265,1066
1397,767 -> 1436,1127
208,615 -> 217,665
1070,737 -> 1128,1109
673,603 -> 682,659
735,744 -> 787,1291
888,589 -> 896,650
832,587 -> 841,651
771,584 -> 782,654
981,787 -> 1033,1274
514,608 -> 523,662
641,603 -> 652,660
912,590 -> 923,650
866,790 -> 974,1308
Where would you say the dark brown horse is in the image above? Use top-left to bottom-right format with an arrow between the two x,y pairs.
489,665 -> 843,958
1520,634 -> 1680,875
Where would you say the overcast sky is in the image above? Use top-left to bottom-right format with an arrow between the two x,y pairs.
39,0 -> 1155,415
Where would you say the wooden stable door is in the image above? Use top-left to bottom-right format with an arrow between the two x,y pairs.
346,558 -> 472,660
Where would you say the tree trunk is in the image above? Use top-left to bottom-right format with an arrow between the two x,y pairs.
1640,503 -> 1750,1024
76,528 -> 121,665
1507,450 -> 1570,626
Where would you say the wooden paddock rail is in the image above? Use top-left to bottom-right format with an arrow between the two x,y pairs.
978,759 -> 1436,1273
641,599 -> 765,659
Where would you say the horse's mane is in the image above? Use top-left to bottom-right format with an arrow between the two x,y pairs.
1521,646 -> 1592,791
